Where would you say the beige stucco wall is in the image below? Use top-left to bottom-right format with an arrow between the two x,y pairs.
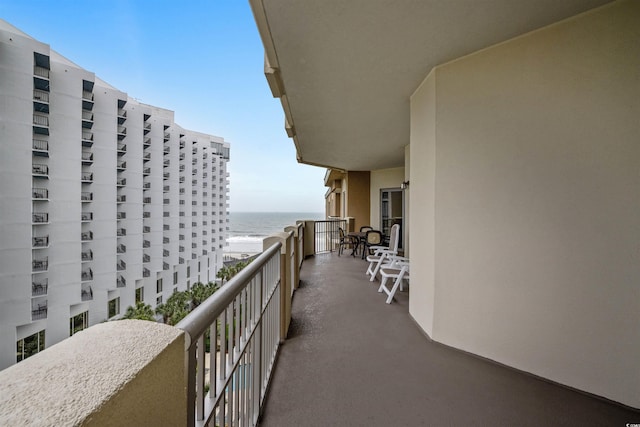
0,320 -> 186,426
345,171 -> 371,230
409,0 -> 639,408
370,167 -> 404,230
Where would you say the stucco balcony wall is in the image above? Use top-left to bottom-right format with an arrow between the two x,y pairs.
0,320 -> 185,426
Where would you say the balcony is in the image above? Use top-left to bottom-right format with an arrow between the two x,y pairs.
116,211 -> 126,219
81,172 -> 93,183
117,126 -> 127,140
2,217 -> 633,426
81,212 -> 93,222
143,240 -> 150,248
143,211 -> 151,218
117,276 -> 126,288
143,137 -> 151,148
143,197 -> 151,204
116,228 -> 126,237
163,132 -> 170,142
142,254 -> 150,263
117,143 -> 127,156
164,146 -> 170,155
31,301 -> 48,321
163,237 -> 170,244
32,187 -> 49,202
81,110 -> 93,129
32,258 -> 48,273
81,269 -> 93,282
163,172 -> 170,180
117,244 -> 126,254
81,285 -> 93,301
117,178 -> 126,187
81,152 -> 93,165
143,226 -> 151,233
142,268 -> 150,278
117,109 -> 127,124
32,138 -> 49,157
143,167 -> 151,176
116,194 -> 126,203
163,249 -> 169,257
81,231 -> 93,241
33,113 -> 49,135
143,152 -> 151,162
144,122 -> 152,134
33,89 -> 49,113
32,236 -> 49,248
81,249 -> 93,261
116,161 -> 126,171
163,262 -> 169,271
82,131 -> 93,147
32,279 -> 48,297
116,260 -> 126,271
81,192 -> 93,202
32,212 -> 49,224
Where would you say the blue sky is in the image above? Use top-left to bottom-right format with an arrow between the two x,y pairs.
1,0 -> 326,213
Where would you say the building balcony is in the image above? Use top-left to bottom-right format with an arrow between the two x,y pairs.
32,113 -> 49,135
143,152 -> 151,162
81,212 -> 93,222
32,138 -> 49,157
116,194 -> 126,203
142,268 -> 150,278
117,109 -> 127,124
81,269 -> 93,281
117,178 -> 126,187
32,236 -> 49,248
143,240 -> 150,248
143,226 -> 151,234
81,110 -> 93,129
116,161 -> 126,171
164,146 -> 170,155
32,212 -> 49,224
163,132 -> 170,142
116,228 -> 126,237
1,219 -> 633,426
117,126 -> 127,140
163,262 -> 169,271
33,89 -> 49,113
32,258 -> 48,272
117,276 -> 126,288
32,279 -> 48,297
143,137 -> 151,148
32,187 -> 48,201
144,122 -> 152,134
143,197 -> 151,204
81,152 -> 93,165
163,237 -> 170,244
143,211 -> 151,218
142,254 -> 150,263
117,143 -> 127,156
116,260 -> 126,271
163,249 -> 170,257
143,167 -> 151,176
117,244 -> 126,254
81,231 -> 93,241
81,172 -> 93,183
31,301 -> 48,321
82,131 -> 93,147
81,250 -> 93,261
81,192 -> 93,202
116,211 -> 126,220
81,285 -> 93,301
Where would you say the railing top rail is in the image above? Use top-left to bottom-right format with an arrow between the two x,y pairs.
176,241 -> 282,347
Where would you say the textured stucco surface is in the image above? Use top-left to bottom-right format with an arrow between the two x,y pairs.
0,320 -> 185,426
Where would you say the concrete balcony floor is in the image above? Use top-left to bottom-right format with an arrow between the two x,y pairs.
259,253 -> 637,426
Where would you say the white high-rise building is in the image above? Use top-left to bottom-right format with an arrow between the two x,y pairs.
0,20 -> 230,370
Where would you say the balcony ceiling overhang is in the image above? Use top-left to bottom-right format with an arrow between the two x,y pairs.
250,0 -> 612,171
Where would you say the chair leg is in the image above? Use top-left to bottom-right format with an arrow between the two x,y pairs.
369,257 -> 385,282
377,276 -> 390,294
385,276 -> 404,304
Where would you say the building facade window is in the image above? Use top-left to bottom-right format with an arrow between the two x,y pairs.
69,311 -> 89,336
16,330 -> 45,363
135,287 -> 144,303
157,278 -> 163,294
173,271 -> 178,285
108,297 -> 120,318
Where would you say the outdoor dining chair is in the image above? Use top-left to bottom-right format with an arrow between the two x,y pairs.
365,223 -> 400,280
378,256 -> 410,304
338,227 -> 357,256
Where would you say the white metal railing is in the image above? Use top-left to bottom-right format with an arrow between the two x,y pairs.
82,91 -> 94,101
314,219 -> 346,253
176,242 -> 282,426
34,66 -> 50,79
33,89 -> 49,103
33,114 -> 49,126
33,138 -> 48,151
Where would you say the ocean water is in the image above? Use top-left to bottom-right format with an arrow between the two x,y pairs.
225,212 -> 324,255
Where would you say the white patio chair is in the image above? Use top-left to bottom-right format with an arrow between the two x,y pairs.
366,223 -> 400,282
378,256 -> 410,304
